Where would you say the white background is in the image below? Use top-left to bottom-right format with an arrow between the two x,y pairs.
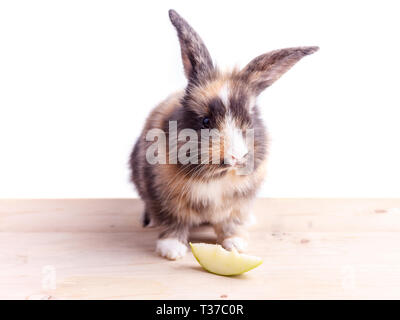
1,0 -> 399,198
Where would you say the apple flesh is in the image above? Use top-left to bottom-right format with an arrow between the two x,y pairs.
190,242 -> 263,276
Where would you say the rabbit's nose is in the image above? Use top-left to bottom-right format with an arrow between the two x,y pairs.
225,154 -> 247,167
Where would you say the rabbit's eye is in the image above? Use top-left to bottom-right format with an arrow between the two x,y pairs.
202,117 -> 210,128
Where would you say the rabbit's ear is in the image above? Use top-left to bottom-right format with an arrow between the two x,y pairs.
239,46 -> 319,95
169,9 -> 214,82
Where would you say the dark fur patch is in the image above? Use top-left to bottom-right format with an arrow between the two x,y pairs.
169,9 -> 214,83
142,210 -> 151,227
207,97 -> 227,128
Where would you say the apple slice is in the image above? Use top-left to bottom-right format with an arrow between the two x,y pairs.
190,242 -> 263,276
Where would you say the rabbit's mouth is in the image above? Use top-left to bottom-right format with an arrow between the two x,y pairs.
209,162 -> 248,174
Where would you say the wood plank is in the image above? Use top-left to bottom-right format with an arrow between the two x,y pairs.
1,199 -> 400,299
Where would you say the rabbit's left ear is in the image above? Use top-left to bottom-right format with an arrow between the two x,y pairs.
239,46 -> 319,95
169,9 -> 214,83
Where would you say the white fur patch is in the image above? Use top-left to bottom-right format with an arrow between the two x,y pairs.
190,178 -> 225,203
156,238 -> 187,260
248,96 -> 257,112
224,116 -> 248,162
189,172 -> 253,213
219,83 -> 230,106
222,237 -> 248,253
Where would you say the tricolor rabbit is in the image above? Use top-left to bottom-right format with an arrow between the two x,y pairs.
130,9 -> 318,259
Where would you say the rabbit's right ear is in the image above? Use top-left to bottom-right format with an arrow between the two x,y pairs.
169,9 -> 214,83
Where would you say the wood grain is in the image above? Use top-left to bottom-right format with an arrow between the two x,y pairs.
1,199 -> 400,299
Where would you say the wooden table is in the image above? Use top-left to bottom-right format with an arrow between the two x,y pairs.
1,199 -> 400,300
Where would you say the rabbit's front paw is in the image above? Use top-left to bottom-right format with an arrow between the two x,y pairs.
156,238 -> 187,260
222,237 -> 248,253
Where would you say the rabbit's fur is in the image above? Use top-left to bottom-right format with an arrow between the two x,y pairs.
130,9 -> 318,260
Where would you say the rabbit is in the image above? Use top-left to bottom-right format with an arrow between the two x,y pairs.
130,9 -> 318,260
